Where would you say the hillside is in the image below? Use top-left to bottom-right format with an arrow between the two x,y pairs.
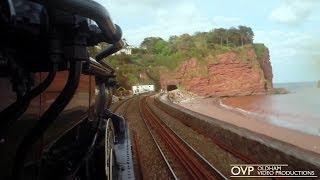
91,26 -> 275,96
160,44 -> 273,96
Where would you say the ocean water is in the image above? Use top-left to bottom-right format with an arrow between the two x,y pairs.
221,82 -> 320,136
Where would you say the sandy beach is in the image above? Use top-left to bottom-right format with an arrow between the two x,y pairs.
178,97 -> 320,155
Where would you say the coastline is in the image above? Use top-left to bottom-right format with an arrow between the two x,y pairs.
219,98 -> 320,137
175,95 -> 320,155
219,83 -> 320,136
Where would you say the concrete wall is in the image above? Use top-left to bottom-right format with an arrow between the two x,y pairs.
155,94 -> 320,173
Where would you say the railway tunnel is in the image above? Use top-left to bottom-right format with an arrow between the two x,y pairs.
166,84 -> 178,91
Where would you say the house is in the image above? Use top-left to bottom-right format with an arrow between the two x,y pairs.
132,85 -> 155,95
114,39 -> 134,55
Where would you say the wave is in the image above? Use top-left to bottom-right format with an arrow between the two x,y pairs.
219,99 -> 320,137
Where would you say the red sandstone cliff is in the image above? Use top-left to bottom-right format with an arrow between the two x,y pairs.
259,48 -> 273,89
160,45 -> 273,97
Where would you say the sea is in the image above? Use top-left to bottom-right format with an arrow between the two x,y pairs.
221,82 -> 320,136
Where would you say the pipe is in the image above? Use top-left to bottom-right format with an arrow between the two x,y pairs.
0,65 -> 57,138
68,81 -> 107,178
95,40 -> 125,61
85,57 -> 114,77
71,129 -> 100,178
39,0 -> 122,44
12,61 -> 82,180
95,81 -> 107,117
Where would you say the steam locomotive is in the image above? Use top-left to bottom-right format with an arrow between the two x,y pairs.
0,0 -> 133,179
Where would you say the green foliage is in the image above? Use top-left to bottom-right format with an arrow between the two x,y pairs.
140,37 -> 164,53
127,73 -> 139,85
151,53 -> 186,70
136,26 -> 254,59
89,26 -> 260,89
154,40 -> 170,55
253,43 -> 267,60
131,47 -> 146,54
252,43 -> 269,72
238,25 -> 254,45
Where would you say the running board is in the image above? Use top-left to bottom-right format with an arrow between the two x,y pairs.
112,114 -> 135,180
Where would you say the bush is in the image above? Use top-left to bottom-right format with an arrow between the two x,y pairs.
253,43 -> 267,62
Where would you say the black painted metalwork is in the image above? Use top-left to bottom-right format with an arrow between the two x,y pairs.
0,0 -> 129,179
0,64 -> 57,139
38,0 -> 122,44
12,61 -> 82,179
96,40 -> 125,61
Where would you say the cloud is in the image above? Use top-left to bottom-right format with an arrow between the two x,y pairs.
96,0 -> 244,45
255,29 -> 320,82
213,16 -> 242,25
123,2 -> 213,45
96,0 -> 206,44
269,0 -> 320,25
105,0 -> 180,8
255,30 -> 320,61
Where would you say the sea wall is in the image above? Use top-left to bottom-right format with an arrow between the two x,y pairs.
155,94 -> 320,173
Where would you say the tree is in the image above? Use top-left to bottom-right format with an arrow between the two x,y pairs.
176,34 -> 195,52
193,32 -> 209,52
168,35 -> 178,42
168,33 -> 195,53
140,37 -> 164,53
168,35 -> 179,53
238,26 -> 254,45
154,40 -> 170,55
224,29 -> 230,46
228,27 -> 241,46
213,28 -> 226,46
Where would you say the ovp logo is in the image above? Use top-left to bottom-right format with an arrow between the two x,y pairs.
231,165 -> 254,176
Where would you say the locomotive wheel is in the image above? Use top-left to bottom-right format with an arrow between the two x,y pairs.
73,118 -> 116,180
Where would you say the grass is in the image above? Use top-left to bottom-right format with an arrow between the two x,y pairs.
253,43 -> 267,63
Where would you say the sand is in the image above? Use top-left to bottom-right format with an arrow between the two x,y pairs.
178,97 -> 320,155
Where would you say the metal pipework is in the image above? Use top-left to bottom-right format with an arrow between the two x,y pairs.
0,65 -> 57,139
40,0 -> 122,44
12,61 -> 82,180
95,39 -> 125,61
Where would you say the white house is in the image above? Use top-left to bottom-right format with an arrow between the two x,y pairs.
115,45 -> 133,55
132,85 -> 155,95
114,39 -> 135,55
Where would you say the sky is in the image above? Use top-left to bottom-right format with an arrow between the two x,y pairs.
96,0 -> 320,83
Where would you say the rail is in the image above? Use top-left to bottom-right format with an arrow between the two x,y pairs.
139,95 -> 227,180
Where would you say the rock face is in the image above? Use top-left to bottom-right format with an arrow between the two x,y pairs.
160,45 -> 273,97
259,48 -> 273,89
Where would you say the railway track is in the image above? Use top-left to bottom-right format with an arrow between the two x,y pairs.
112,96 -> 135,114
153,97 -> 257,165
139,95 -> 227,180
111,94 -> 279,179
